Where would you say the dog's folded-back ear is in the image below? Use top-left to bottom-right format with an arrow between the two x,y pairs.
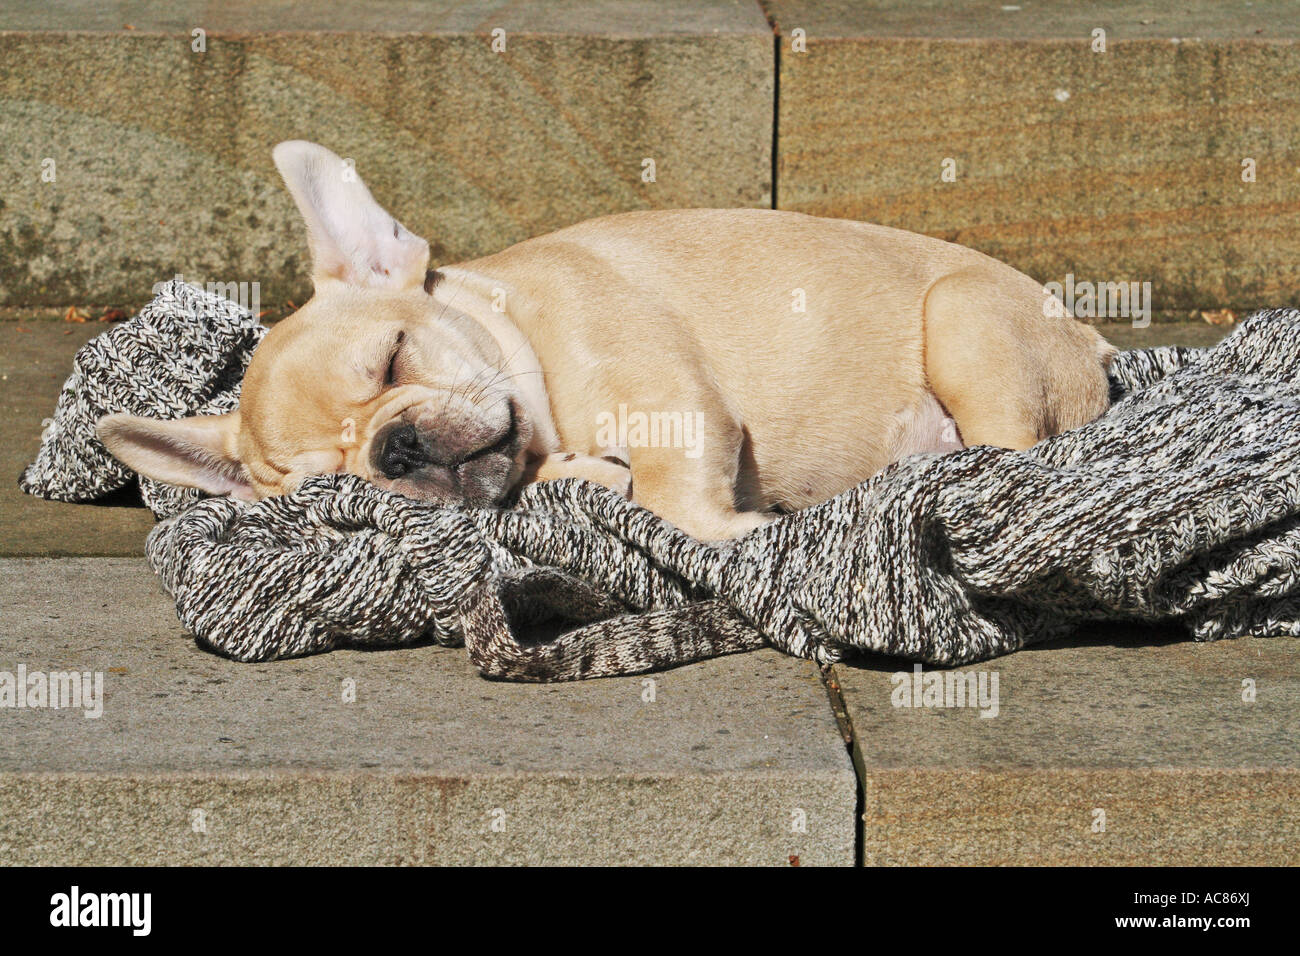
272,139 -> 430,291
95,412 -> 255,500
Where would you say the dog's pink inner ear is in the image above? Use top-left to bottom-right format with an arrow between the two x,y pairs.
95,412 -> 255,500
272,140 -> 431,291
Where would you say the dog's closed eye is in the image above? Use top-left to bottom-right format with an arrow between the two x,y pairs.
383,331 -> 405,386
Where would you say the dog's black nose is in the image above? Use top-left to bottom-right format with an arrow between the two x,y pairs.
378,423 -> 427,478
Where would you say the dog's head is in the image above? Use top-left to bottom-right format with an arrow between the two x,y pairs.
97,141 -> 534,507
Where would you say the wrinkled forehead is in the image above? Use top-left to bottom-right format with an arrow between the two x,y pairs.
243,315 -> 379,413
237,302 -> 396,453
235,291 -> 501,461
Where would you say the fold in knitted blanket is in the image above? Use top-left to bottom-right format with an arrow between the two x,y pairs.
20,281 -> 1300,680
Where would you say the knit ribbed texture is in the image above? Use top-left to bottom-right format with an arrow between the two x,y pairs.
19,278 -> 265,517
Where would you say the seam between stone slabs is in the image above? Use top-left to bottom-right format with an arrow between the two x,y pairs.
819,664 -> 865,866
756,0 -> 780,209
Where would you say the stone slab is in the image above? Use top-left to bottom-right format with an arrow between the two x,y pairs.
1096,319 -> 1231,350
0,1 -> 774,307
833,627 -> 1300,865
769,0 -> 1300,315
0,557 -> 857,865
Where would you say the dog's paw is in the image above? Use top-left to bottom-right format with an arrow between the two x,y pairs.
526,451 -> 633,498
583,456 -> 633,498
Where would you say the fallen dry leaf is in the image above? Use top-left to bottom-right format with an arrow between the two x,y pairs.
99,308 -> 129,322
1200,308 -> 1237,326
63,306 -> 88,323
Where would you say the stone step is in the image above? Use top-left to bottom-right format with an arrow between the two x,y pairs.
4,555 -> 1294,865
0,557 -> 857,865
835,627 -> 1299,865
769,0 -> 1300,316
5,2 -> 1299,314
0,0 -> 774,308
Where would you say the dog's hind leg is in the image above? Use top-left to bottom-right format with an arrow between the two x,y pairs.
922,267 -> 1111,450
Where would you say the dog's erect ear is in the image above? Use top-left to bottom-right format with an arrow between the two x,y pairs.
272,140 -> 430,291
95,412 -> 255,500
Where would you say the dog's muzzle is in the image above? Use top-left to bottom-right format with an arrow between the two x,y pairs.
374,402 -> 518,478
369,399 -> 523,507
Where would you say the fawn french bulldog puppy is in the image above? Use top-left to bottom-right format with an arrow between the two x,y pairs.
98,141 -> 1115,540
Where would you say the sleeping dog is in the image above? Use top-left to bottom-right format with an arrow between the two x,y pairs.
98,141 -> 1115,540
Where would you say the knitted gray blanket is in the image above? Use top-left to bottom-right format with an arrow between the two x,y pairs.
21,281 -> 1300,680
